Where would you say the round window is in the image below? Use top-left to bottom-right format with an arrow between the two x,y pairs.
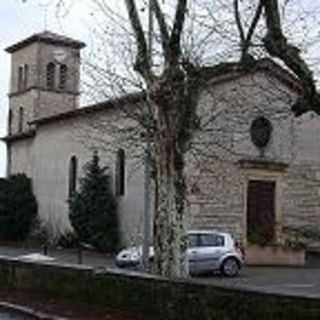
250,116 -> 272,149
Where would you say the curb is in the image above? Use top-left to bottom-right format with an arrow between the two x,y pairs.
0,301 -> 69,320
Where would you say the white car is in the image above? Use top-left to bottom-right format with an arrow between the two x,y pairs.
115,230 -> 243,276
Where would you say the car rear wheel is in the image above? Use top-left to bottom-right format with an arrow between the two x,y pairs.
221,258 -> 240,277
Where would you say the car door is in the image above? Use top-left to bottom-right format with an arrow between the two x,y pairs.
193,233 -> 225,273
187,233 -> 199,273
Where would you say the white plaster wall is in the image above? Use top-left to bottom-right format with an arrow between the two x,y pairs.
16,107 -> 146,245
10,138 -> 33,176
9,91 -> 37,135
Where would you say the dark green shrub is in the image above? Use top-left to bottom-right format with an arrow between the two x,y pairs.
69,151 -> 119,252
0,174 -> 38,241
57,231 -> 79,248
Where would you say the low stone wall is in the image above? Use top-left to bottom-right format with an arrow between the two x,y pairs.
0,256 -> 319,320
245,245 -> 306,266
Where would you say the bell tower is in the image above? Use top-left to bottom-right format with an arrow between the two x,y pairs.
5,31 -> 86,136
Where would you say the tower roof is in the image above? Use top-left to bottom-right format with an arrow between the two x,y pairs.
5,31 -> 86,53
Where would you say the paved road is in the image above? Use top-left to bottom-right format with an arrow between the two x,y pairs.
196,253 -> 320,298
0,246 -> 320,299
197,266 -> 320,298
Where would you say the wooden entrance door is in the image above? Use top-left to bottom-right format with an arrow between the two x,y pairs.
247,180 -> 276,244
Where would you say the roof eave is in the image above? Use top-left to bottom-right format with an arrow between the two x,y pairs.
1,130 -> 36,143
5,35 -> 86,53
31,92 -> 146,126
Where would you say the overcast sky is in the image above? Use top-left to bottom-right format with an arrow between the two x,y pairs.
0,0 -> 319,177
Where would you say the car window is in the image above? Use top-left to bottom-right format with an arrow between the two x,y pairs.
198,234 -> 225,247
188,234 -> 198,247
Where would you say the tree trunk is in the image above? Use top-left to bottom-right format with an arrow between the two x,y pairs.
152,100 -> 188,278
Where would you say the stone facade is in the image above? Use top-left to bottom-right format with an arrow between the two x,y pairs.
187,71 -> 320,245
7,32 -> 81,138
4,32 -> 320,248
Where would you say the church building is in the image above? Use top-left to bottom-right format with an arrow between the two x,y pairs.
3,31 -> 320,248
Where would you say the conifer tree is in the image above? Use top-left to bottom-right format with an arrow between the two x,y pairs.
69,151 -> 119,252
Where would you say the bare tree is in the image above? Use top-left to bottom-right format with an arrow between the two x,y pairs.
26,0 -> 320,278
121,0 -> 320,278
231,0 -> 320,116
262,0 -> 320,116
122,0 -> 204,277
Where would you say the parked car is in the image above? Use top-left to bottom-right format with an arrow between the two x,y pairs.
115,230 -> 243,276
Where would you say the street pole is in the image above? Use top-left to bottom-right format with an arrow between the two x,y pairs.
142,0 -> 153,272
142,129 -> 152,272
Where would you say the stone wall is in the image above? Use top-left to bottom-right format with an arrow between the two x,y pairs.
37,43 -> 80,95
0,257 -> 319,320
283,163 -> 320,239
35,90 -> 78,119
9,42 -> 38,94
8,41 -> 81,136
186,71 -> 320,243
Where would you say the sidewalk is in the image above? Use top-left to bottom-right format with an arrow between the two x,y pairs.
0,245 -> 115,268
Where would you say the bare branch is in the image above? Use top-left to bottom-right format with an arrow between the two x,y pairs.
234,0 -> 245,44
151,0 -> 170,59
169,0 -> 188,63
124,0 -> 151,79
243,1 -> 263,54
234,0 -> 263,62
262,0 -> 320,115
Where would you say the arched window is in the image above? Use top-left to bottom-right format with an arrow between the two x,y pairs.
8,110 -> 12,135
69,156 -> 78,198
24,64 -> 29,89
18,107 -> 24,133
115,149 -> 125,196
46,62 -> 56,89
18,66 -> 24,91
59,64 -> 67,90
